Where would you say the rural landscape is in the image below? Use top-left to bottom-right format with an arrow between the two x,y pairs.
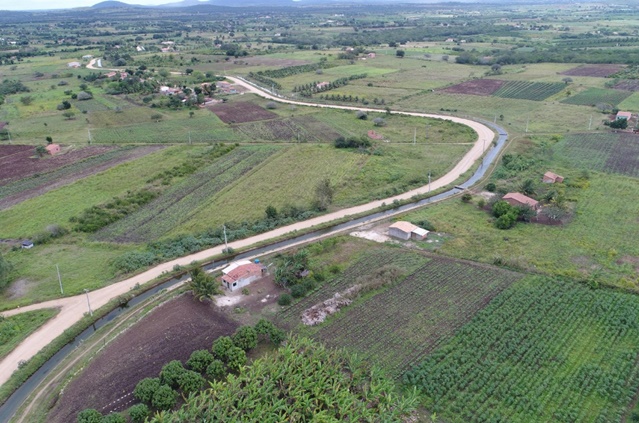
2,0 -> 639,421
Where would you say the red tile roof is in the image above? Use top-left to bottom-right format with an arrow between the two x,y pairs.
503,192 -> 539,208
221,263 -> 263,283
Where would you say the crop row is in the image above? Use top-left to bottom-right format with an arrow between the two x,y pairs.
312,257 -> 520,377
404,276 -> 639,423
95,146 -> 279,243
561,87 -> 632,106
493,81 -> 565,101
255,62 -> 334,79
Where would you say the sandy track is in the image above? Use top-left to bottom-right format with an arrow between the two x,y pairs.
0,79 -> 496,388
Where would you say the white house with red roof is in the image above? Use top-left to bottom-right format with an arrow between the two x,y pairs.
221,260 -> 266,291
388,221 -> 429,241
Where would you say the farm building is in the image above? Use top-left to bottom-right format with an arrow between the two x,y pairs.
21,240 -> 34,249
221,259 -> 266,291
616,111 -> 632,121
45,144 -> 61,155
317,81 -> 330,89
503,193 -> 540,210
67,61 -> 81,68
82,55 -> 93,60
389,221 -> 429,241
542,171 -> 564,184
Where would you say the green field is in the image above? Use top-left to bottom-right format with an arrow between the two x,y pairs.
0,309 -> 59,359
562,88 -> 632,107
405,276 -> 639,423
492,81 -> 566,101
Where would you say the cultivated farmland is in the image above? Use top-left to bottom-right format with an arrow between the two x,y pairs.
553,132 -> 639,178
561,64 -> 625,78
613,80 -> 639,92
561,88 -> 632,107
405,276 -> 639,423
492,81 -> 565,101
208,101 -> 278,124
439,79 -> 505,96
233,116 -> 342,143
278,247 -> 520,377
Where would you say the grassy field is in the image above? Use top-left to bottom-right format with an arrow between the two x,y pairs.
492,81 -> 566,101
405,275 -> 639,423
617,92 -> 639,111
0,309 -> 59,359
0,146 -> 198,238
561,88 -> 632,107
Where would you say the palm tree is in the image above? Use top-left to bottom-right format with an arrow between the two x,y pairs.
188,267 -> 217,301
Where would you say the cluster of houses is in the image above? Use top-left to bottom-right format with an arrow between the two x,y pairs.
501,171 -> 565,212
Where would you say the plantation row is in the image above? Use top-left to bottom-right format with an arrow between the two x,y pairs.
233,116 -> 342,143
492,81 -> 565,101
95,146 -> 279,243
561,87 -> 632,106
314,257 -> 521,377
404,276 -> 639,423
246,72 -> 282,90
254,61 -> 334,79
293,74 -> 368,97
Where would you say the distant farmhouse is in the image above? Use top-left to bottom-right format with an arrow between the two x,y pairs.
221,260 -> 267,291
616,111 -> 632,121
45,144 -> 61,156
542,171 -> 564,184
388,221 -> 429,241
503,193 -> 540,210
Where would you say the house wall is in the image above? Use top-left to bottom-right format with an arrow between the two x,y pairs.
389,228 -> 411,240
228,273 -> 262,291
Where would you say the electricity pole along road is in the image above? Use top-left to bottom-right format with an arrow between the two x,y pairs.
0,78 -> 499,389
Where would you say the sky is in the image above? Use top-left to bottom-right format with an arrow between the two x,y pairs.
0,0 -> 173,11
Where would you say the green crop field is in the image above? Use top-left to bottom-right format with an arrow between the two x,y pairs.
553,132 -> 639,178
0,309 -> 59,359
405,276 -> 639,423
281,250 -> 521,377
492,81 -> 566,101
561,88 -> 632,106
617,92 -> 639,111
95,145 -> 280,243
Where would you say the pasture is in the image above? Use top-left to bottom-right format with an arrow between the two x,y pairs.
492,81 -> 566,101
405,275 -> 639,423
562,88 -> 632,107
0,309 -> 59,360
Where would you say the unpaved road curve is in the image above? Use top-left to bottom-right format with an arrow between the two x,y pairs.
0,78 -> 496,388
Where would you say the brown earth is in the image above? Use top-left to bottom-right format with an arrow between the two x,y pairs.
208,101 -> 278,124
0,145 -> 164,210
46,295 -> 239,423
0,145 -> 117,186
613,80 -> 639,92
439,79 -> 505,96
561,64 -> 625,78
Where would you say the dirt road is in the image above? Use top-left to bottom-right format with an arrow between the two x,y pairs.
0,79 -> 496,387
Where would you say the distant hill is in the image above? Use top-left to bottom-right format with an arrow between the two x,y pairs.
91,1 -> 138,8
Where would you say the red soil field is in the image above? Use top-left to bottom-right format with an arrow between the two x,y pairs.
561,64 -> 624,78
47,295 -> 239,423
0,145 -> 116,186
208,101 -> 278,124
439,79 -> 505,96
613,80 -> 639,92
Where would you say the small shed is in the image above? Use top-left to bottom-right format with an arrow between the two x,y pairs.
221,259 -> 266,291
542,171 -> 564,184
503,192 -> 540,210
21,240 -> 34,249
389,221 -> 429,241
616,111 -> 632,121
45,144 -> 61,155
67,61 -> 81,68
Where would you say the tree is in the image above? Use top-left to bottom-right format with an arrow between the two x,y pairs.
265,205 -> 278,219
492,200 -> 514,218
212,336 -> 235,361
0,253 -> 13,290
520,179 -> 536,195
57,100 -> 71,110
185,68 -> 194,75
206,359 -> 226,379
491,64 -> 502,74
356,110 -> 367,120
134,377 -> 161,403
461,193 -> 473,203
63,111 -> 75,120
151,113 -> 163,122
151,385 -> 177,410
187,349 -> 214,373
77,91 -> 93,101
396,50 -> 405,58
35,145 -> 47,158
275,250 -> 309,287
178,370 -> 205,394
232,326 -> 258,351
46,136 -> 53,144
77,409 -> 102,423
265,101 -> 277,109
610,118 -> 628,129
160,360 -> 186,388
128,404 -> 150,423
189,111 -> 194,118
315,178 -> 334,211
373,117 -> 386,127
516,204 -> 536,222
102,413 -> 126,423
188,267 -> 218,301
226,346 -> 247,371
495,212 -> 517,229
562,77 -> 573,84
19,95 -> 33,106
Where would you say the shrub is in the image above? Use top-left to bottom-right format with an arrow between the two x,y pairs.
495,213 -> 517,229
77,409 -> 102,423
128,404 -> 149,423
151,385 -> 177,410
373,117 -> 386,127
356,110 -> 367,120
177,370 -> 205,394
334,136 -> 371,149
477,198 -> 486,209
278,293 -> 292,306
186,350 -> 214,373
206,359 -> 226,380
485,182 -> 496,192
212,336 -> 235,361
265,101 -> 277,109
232,326 -> 258,351
410,219 -> 436,232
160,360 -> 186,388
77,91 -> 93,101
461,193 -> 472,203
290,284 -> 307,298
134,377 -> 161,403
101,413 -> 126,423
492,200 -> 514,218
226,347 -> 247,371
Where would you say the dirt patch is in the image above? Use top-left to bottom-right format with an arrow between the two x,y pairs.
617,256 -> 639,272
301,287 -> 358,326
47,295 -> 239,423
216,275 -> 285,318
439,79 -> 505,96
350,230 -> 389,243
0,146 -> 164,210
613,80 -> 639,92
0,145 -> 118,186
208,101 -> 278,124
561,64 -> 625,78
5,278 -> 33,300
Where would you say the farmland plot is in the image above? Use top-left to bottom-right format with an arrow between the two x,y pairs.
492,81 -> 565,101
95,145 -> 279,243
439,79 -> 505,96
553,132 -> 639,178
561,88 -> 632,107
405,276 -> 639,423
561,64 -> 625,78
233,116 -> 342,142
208,101 -> 278,124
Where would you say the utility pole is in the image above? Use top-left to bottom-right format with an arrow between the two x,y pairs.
494,114 -> 497,124
589,115 -> 593,130
188,131 -> 192,145
413,128 -> 416,145
56,264 -> 63,295
525,117 -> 529,133
88,129 -> 92,145
428,171 -> 431,193
223,224 -> 228,252
84,289 -> 93,316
